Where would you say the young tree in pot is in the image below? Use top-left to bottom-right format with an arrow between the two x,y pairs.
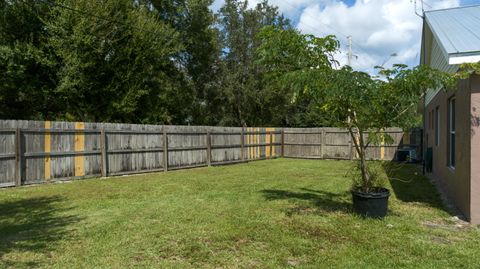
320,65 -> 453,217
256,27 -> 454,217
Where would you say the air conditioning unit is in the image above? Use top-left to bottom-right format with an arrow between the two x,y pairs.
397,148 -> 417,163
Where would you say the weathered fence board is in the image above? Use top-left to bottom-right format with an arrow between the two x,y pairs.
0,129 -> 16,187
0,120 -> 419,187
283,127 -> 419,161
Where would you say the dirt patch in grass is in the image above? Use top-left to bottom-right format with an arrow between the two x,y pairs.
284,219 -> 349,244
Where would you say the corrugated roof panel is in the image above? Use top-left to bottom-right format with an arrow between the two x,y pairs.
430,38 -> 458,73
425,38 -> 458,106
425,5 -> 480,56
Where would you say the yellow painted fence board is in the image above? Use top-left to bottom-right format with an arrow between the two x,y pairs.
44,121 -> 51,181
380,131 -> 385,160
404,132 -> 410,145
272,128 -> 276,157
266,128 -> 271,157
256,128 -> 259,159
74,122 -> 85,177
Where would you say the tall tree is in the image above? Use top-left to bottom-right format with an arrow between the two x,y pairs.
146,0 -> 223,125
256,26 -> 340,127
0,0 -> 57,119
217,0 -> 291,126
257,27 -> 456,192
46,0 -> 188,123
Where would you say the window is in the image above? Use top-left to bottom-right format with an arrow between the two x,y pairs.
435,107 -> 440,146
428,110 -> 433,130
448,98 -> 455,168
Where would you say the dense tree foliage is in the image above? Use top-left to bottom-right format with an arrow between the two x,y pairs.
145,0 -> 222,125
0,0 -> 333,126
1,0 -> 470,133
216,0 -> 291,126
0,1 -> 57,119
256,26 -> 340,126
47,0 -> 188,123
257,26 -> 456,192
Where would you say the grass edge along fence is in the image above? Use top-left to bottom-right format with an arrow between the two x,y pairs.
0,120 -> 421,187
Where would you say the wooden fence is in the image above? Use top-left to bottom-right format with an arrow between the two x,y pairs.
0,120 -> 420,188
283,127 -> 422,161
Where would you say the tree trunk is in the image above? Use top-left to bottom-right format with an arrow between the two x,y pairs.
348,127 -> 371,192
357,129 -> 371,192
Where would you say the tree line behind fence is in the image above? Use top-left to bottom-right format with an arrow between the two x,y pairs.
0,120 -> 421,187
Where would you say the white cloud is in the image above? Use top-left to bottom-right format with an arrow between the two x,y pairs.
211,0 -> 462,73
212,0 -> 324,17
297,0 -> 461,73
246,0 -> 321,16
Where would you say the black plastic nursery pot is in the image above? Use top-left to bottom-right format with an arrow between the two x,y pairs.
351,188 -> 390,218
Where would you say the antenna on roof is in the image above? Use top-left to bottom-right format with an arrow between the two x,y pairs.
412,0 -> 424,18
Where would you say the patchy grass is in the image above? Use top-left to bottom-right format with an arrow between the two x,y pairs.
0,159 -> 479,268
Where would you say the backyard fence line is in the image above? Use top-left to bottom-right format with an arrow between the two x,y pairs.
0,120 -> 421,188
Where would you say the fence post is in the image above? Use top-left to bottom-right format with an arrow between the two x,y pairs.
349,131 -> 353,160
162,126 -> 168,172
163,128 -> 168,172
100,128 -> 108,177
241,127 -> 245,161
281,128 -> 285,157
206,130 -> 211,166
15,128 -> 23,186
321,129 -> 326,159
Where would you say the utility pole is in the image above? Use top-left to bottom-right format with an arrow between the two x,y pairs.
346,35 -> 353,126
347,35 -> 353,67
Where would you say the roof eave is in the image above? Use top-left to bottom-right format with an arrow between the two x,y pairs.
448,52 -> 480,65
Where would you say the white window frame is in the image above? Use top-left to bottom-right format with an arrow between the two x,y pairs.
448,97 -> 455,168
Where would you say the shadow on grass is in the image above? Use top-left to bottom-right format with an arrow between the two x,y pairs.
0,196 -> 81,268
261,189 -> 352,215
383,162 -> 446,211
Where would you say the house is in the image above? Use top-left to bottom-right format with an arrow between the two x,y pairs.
421,5 -> 480,223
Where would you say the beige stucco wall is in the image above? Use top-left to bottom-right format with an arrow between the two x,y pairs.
425,77 -> 472,222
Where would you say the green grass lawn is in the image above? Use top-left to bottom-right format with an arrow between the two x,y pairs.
1,159 -> 479,268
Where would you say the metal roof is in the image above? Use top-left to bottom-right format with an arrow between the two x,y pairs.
425,5 -> 480,63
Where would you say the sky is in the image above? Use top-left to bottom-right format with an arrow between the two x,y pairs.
211,0 -> 480,74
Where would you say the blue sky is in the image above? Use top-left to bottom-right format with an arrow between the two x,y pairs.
212,0 -> 480,73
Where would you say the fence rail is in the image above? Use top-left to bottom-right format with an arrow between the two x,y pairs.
0,120 -> 421,187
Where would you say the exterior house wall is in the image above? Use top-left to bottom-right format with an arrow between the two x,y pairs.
469,74 -> 480,223
421,6 -> 480,224
425,77 -> 472,221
